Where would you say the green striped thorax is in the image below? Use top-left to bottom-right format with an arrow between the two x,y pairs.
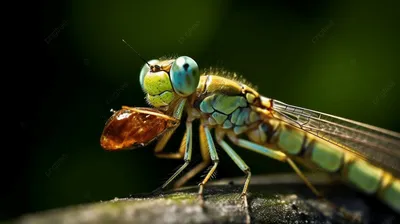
139,56 -> 200,108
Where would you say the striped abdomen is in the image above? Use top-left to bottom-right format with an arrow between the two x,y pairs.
261,120 -> 400,213
191,74 -> 400,213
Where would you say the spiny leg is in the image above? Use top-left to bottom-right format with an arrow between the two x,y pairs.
121,106 -> 180,123
198,125 -> 219,206
227,134 -> 322,197
173,123 -> 211,189
215,129 -> 251,224
156,121 -> 193,193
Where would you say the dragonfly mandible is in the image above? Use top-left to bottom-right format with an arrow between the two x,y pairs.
100,55 -> 400,223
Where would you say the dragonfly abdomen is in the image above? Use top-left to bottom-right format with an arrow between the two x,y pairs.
192,74 -> 400,213
270,122 -> 400,212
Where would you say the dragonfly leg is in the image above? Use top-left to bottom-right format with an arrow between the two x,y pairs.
158,121 -> 193,190
154,126 -> 183,159
227,136 -> 361,221
227,134 -> 322,198
198,125 -> 219,206
173,123 -> 211,189
153,99 -> 187,157
215,129 -> 251,224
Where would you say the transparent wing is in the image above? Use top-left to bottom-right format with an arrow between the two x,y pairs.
270,99 -> 400,177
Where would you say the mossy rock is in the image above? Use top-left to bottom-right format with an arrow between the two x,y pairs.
10,174 -> 399,224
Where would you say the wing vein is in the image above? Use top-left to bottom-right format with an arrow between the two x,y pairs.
269,99 -> 400,177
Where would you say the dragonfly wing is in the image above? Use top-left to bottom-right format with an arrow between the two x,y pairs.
270,99 -> 400,177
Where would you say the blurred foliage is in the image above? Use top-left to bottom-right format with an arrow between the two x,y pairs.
6,0 -> 399,221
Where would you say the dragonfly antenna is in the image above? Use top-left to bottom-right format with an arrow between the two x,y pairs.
122,39 -> 150,67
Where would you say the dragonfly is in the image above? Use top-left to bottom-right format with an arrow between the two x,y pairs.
100,54 -> 400,223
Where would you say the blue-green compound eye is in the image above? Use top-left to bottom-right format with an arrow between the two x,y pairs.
170,56 -> 200,96
139,59 -> 159,90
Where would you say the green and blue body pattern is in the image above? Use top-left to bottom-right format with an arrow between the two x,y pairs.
139,56 -> 399,213
190,75 -> 400,213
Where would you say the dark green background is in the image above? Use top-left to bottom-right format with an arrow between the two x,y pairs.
6,0 -> 400,221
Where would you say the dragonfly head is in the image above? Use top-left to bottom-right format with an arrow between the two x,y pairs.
139,56 -> 200,108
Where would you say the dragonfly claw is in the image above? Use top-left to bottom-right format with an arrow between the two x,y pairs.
150,186 -> 164,196
197,183 -> 206,208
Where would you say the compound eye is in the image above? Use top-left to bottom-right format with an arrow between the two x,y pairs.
170,56 -> 200,96
139,59 -> 159,90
